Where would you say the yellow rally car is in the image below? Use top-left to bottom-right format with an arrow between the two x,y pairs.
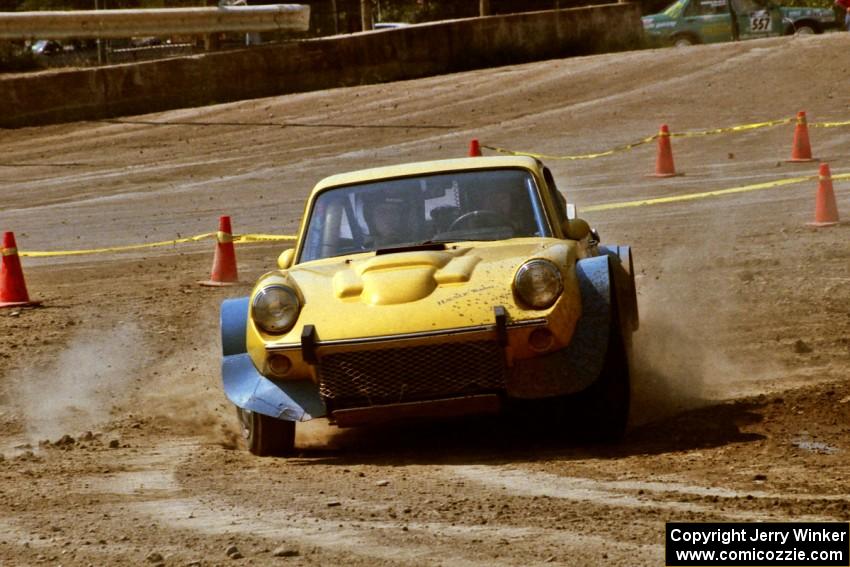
220,156 -> 639,455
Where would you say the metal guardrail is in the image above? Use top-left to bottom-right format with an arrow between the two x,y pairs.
0,4 -> 310,40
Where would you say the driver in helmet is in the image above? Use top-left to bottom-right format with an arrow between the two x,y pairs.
490,186 -> 515,219
365,193 -> 411,249
454,185 -> 523,234
478,185 -> 537,236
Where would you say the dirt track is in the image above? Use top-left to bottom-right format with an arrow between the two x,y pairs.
2,33 -> 850,566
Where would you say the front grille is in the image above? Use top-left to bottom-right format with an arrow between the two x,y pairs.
318,341 -> 506,409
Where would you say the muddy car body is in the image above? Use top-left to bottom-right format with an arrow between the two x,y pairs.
220,156 -> 639,455
642,0 -> 836,46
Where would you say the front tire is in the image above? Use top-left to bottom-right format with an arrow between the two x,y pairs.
571,303 -> 631,442
237,407 -> 296,456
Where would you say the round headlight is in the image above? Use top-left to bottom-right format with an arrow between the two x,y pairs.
251,285 -> 300,334
514,259 -> 563,309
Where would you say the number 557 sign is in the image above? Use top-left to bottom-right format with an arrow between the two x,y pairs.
749,10 -> 772,31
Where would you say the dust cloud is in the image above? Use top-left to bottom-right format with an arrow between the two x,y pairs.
628,242 -> 781,426
6,308 -> 237,449
629,286 -> 712,426
295,419 -> 345,450
10,322 -> 151,444
132,311 -> 237,448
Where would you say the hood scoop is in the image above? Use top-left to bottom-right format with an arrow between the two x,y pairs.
375,242 -> 447,255
333,250 -> 480,305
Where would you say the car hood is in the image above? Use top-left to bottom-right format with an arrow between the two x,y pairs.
254,238 -> 578,344
780,6 -> 835,20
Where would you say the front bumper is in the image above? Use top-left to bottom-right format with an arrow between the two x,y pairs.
222,254 -> 617,423
332,394 -> 502,427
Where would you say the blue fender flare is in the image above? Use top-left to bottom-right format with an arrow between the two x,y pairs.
598,244 -> 639,332
220,297 -> 326,422
561,246 -> 637,393
559,254 -> 614,390
507,254 -> 614,398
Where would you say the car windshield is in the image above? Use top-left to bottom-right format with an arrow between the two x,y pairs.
662,0 -> 687,17
300,168 -> 551,262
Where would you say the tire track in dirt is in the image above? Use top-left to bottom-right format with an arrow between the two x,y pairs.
71,440 -> 662,565
73,441 -> 499,565
130,497 -> 662,566
447,465 -> 846,522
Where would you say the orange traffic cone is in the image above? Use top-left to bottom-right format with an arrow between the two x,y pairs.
649,124 -> 680,177
1,231 -> 40,308
807,163 -> 840,227
199,216 -> 239,286
468,139 -> 482,157
787,111 -> 816,163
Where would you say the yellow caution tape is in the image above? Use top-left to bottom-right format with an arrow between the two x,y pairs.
669,118 -> 793,139
216,231 -> 234,244
483,135 -> 657,161
233,234 -> 298,243
483,117 -> 801,161
583,172 -> 850,213
11,171 -> 848,257
13,108 -> 850,260
19,232 -> 297,258
14,172 -> 848,256
811,119 -> 850,128
2,247 -> 18,256
20,232 -> 217,257
16,171 -> 846,257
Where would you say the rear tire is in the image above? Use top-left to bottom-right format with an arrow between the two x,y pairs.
794,25 -> 815,35
672,35 -> 695,47
237,407 -> 296,456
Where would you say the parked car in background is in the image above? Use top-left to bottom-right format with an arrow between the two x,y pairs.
642,0 -> 836,46
30,40 -> 64,55
373,22 -> 410,29
130,37 -> 165,47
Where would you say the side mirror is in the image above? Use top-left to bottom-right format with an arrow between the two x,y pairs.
562,218 -> 591,241
277,248 -> 295,270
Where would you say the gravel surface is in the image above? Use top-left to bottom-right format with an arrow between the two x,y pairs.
1,32 -> 849,566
